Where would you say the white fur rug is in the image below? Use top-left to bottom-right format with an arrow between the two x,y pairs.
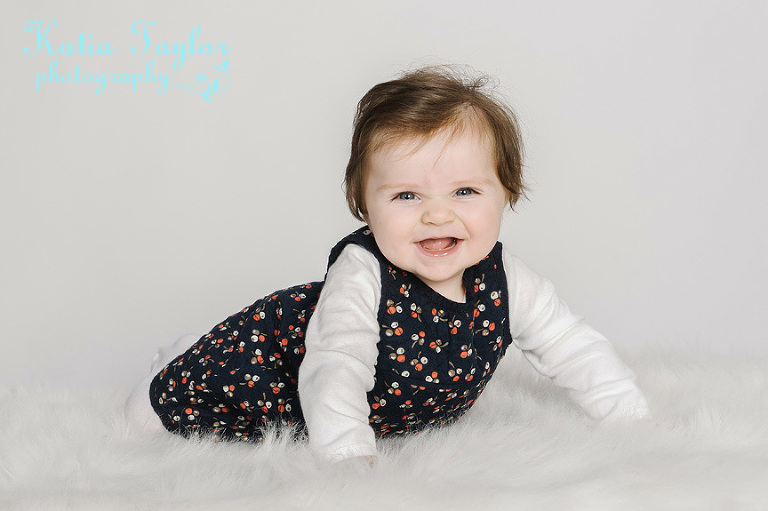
1,347 -> 767,511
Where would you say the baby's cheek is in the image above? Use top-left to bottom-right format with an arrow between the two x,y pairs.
476,204 -> 504,229
376,241 -> 406,268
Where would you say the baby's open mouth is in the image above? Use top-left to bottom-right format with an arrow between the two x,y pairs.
419,237 -> 458,251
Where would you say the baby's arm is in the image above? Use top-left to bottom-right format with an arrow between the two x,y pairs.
298,244 -> 382,462
505,251 -> 649,423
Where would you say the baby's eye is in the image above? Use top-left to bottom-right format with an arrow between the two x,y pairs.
395,191 -> 417,201
455,188 -> 476,196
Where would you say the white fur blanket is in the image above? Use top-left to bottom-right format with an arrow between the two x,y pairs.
1,347 -> 766,510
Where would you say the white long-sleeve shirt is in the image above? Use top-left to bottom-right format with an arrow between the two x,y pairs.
298,244 -> 649,461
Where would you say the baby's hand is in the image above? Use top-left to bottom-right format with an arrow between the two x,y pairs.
600,395 -> 651,426
337,455 -> 376,470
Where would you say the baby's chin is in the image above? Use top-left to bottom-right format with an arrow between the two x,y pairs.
408,263 -> 467,295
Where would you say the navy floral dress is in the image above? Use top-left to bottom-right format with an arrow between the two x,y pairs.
149,227 -> 513,439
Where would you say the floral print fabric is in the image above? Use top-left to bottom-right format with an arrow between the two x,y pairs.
149,227 -> 513,440
341,228 -> 513,435
149,282 -> 319,439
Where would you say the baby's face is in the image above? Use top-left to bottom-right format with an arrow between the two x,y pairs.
362,127 -> 507,302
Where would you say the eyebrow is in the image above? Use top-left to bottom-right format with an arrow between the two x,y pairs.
376,183 -> 413,192
376,178 -> 495,193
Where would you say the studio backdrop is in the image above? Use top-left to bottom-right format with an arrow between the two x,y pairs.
1,0 -> 766,388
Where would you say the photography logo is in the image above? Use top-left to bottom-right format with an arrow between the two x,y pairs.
23,20 -> 232,101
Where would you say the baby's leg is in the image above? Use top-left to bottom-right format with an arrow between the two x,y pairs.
125,334 -> 199,433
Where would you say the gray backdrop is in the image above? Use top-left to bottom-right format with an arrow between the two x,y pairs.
2,0 -> 766,388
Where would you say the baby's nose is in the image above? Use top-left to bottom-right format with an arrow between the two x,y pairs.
421,200 -> 455,225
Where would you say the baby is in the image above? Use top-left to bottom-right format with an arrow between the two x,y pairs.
127,67 -> 649,464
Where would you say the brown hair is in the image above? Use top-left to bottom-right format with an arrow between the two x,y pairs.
344,66 -> 526,220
